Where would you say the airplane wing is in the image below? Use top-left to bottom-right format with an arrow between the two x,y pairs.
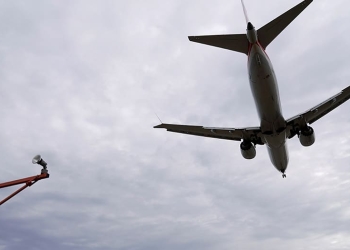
154,123 -> 264,145
286,85 -> 350,137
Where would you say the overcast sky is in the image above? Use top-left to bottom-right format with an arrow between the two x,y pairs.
0,0 -> 350,249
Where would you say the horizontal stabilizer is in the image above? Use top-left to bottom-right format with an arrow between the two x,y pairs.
258,0 -> 313,49
188,34 -> 249,55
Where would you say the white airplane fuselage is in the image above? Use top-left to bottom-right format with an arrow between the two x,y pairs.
155,0 -> 350,177
248,40 -> 289,173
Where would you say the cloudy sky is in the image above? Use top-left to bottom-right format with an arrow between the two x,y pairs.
0,0 -> 349,249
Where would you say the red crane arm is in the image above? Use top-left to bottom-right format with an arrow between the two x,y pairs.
0,172 -> 49,206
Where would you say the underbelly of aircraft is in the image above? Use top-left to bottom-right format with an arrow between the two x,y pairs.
249,54 -> 285,131
248,46 -> 288,171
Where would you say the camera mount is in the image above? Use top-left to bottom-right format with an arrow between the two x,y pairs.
0,155 -> 50,206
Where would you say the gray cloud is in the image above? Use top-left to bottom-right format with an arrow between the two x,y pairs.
0,0 -> 350,249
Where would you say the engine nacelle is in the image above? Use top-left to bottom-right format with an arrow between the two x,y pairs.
299,126 -> 315,147
240,141 -> 256,159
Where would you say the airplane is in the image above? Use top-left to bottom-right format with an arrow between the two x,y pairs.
154,0 -> 350,178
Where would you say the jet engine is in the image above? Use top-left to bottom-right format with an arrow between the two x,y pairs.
299,126 -> 315,147
240,141 -> 256,159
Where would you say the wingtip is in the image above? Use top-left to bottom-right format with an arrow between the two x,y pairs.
154,124 -> 164,129
303,0 -> 313,5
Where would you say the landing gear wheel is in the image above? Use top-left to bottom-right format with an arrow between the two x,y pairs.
282,174 -> 286,178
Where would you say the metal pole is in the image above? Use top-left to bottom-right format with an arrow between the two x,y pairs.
0,173 -> 49,206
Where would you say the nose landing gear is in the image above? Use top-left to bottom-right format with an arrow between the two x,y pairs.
282,174 -> 286,178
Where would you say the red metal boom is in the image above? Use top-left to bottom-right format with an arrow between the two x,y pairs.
0,171 -> 49,206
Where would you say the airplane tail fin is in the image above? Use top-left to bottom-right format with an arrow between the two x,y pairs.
241,0 -> 250,25
188,0 -> 250,55
188,0 -> 313,54
188,0 -> 249,54
258,0 -> 313,49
